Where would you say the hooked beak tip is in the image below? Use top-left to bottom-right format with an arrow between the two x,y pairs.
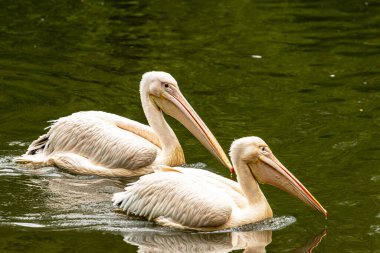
230,167 -> 235,174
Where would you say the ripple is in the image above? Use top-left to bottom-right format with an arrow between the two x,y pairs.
0,169 -> 13,173
0,155 -> 62,177
212,216 -> 296,233
0,156 -> 15,167
369,224 -> 380,235
332,140 -> 358,150
8,141 -> 29,147
337,200 -> 359,207
0,212 -> 157,232
11,222 -> 46,228
180,162 -> 207,169
0,210 -> 296,234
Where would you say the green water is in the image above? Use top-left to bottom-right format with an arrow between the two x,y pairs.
0,0 -> 379,252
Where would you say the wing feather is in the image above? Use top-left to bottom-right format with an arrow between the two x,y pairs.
169,167 -> 241,193
113,171 -> 233,228
31,111 -> 160,169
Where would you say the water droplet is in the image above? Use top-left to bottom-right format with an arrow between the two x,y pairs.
251,55 -> 262,59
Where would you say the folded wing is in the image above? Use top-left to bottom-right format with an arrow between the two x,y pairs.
27,111 -> 160,169
113,171 -> 233,228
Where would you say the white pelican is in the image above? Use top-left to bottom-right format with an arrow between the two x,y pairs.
16,71 -> 232,177
113,136 -> 327,230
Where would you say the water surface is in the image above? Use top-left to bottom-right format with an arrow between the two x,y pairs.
0,0 -> 379,252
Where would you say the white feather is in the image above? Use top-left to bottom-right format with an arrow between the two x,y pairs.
113,171 -> 233,228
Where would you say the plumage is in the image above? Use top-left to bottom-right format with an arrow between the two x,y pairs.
113,169 -> 233,228
36,111 -> 159,169
113,136 -> 327,230
16,72 -> 232,177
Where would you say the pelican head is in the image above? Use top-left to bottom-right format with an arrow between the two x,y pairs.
230,136 -> 327,217
140,71 -> 232,170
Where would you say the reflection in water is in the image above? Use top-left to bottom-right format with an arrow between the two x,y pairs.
124,230 -> 271,253
122,228 -> 327,253
45,177 -> 125,211
294,229 -> 327,253
0,161 -> 129,229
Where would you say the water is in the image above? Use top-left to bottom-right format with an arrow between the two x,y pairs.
0,0 -> 379,252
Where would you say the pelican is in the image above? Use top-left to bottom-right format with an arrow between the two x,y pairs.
113,136 -> 327,230
16,71 -> 232,177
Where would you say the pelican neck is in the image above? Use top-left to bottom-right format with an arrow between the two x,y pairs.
140,92 -> 183,163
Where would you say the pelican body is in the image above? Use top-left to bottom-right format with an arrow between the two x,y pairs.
113,137 -> 327,230
16,72 -> 232,177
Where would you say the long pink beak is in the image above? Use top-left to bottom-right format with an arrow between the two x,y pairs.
250,153 -> 327,217
153,88 -> 233,170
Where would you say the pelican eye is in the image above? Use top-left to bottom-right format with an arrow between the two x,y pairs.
260,146 -> 266,151
162,83 -> 173,93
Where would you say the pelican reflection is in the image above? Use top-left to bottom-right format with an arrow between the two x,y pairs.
122,229 -> 327,253
123,230 -> 271,253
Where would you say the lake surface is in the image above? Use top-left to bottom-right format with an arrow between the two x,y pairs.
0,0 -> 379,252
